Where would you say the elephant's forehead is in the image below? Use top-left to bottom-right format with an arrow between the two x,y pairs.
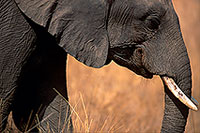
133,0 -> 168,8
134,0 -> 166,4
113,0 -> 168,11
134,0 -> 167,14
110,0 -> 168,20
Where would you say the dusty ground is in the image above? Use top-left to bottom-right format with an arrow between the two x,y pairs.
67,0 -> 200,132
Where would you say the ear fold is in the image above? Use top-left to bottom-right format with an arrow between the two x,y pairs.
14,0 -> 56,27
15,0 -> 109,68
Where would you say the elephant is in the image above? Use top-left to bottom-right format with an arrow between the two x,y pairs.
0,0 -> 198,132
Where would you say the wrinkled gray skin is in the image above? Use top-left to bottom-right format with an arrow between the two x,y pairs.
0,0 -> 192,132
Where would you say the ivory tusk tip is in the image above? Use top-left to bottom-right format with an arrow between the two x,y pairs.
191,105 -> 198,111
162,76 -> 198,111
190,96 -> 198,111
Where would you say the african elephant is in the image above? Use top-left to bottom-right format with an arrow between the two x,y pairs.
0,0 -> 198,132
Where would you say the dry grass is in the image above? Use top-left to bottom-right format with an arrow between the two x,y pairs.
5,0 -> 200,132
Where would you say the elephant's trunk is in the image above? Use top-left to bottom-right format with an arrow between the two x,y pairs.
141,17 -> 196,132
160,39 -> 192,132
161,67 -> 191,132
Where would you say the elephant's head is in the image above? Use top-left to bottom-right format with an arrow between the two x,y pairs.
15,0 -> 198,132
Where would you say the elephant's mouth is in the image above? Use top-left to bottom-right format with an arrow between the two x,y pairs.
109,44 -> 153,78
109,44 -> 198,111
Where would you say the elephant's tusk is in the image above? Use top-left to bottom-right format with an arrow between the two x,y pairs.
162,76 -> 198,111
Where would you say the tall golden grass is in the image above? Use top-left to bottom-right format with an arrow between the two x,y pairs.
5,0 -> 200,132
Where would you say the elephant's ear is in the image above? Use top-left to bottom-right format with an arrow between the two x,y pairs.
15,0 -> 109,68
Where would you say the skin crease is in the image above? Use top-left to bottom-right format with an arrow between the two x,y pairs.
0,0 -> 192,133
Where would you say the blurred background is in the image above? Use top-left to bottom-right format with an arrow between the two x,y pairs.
67,0 -> 200,132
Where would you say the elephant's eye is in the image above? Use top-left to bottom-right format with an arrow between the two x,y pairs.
145,15 -> 160,30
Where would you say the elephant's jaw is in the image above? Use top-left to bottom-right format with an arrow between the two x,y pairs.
161,76 -> 198,111
109,45 -> 198,111
108,45 -> 154,78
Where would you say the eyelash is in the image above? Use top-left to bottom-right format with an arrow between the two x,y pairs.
145,15 -> 161,30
